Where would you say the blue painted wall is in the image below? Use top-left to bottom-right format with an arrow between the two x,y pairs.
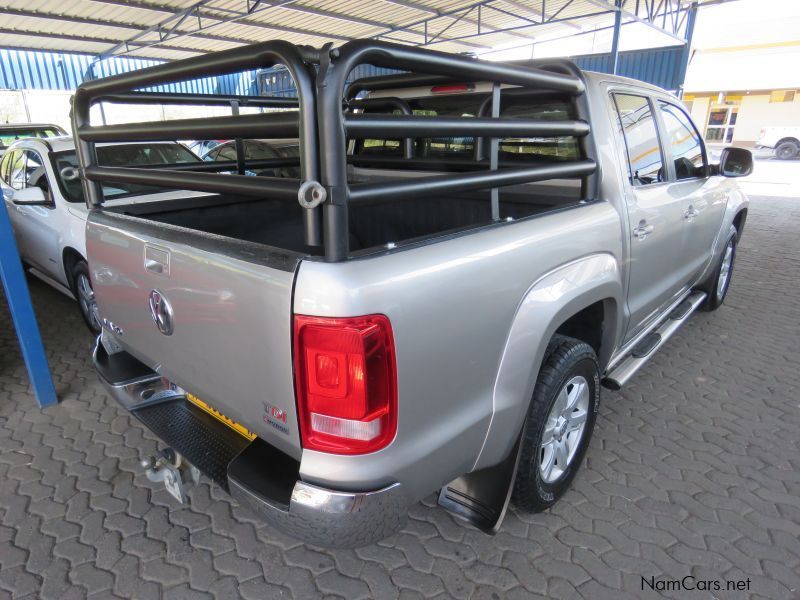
0,48 -> 258,95
570,45 -> 685,91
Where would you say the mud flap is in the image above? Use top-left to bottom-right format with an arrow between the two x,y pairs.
437,425 -> 525,534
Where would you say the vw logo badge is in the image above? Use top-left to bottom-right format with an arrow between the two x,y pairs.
148,289 -> 174,336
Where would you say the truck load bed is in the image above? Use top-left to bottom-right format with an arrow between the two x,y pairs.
112,177 -> 581,254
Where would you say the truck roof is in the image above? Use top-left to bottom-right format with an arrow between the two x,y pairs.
0,122 -> 64,130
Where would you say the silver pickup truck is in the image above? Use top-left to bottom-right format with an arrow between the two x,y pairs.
73,40 -> 752,548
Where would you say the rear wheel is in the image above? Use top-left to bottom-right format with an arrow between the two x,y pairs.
775,140 -> 799,160
512,335 -> 600,513
71,260 -> 101,334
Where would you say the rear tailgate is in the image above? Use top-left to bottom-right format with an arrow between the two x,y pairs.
87,211 -> 302,460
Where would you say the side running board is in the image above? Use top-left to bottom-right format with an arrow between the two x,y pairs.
603,291 -> 706,390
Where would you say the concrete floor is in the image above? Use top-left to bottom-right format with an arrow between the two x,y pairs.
1,196 -> 799,599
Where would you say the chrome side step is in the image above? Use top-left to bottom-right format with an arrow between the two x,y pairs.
602,291 -> 706,390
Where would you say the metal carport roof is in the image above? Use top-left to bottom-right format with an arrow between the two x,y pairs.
0,1 -> 717,62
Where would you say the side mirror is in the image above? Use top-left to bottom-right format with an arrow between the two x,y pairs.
12,186 -> 51,206
718,147 -> 753,177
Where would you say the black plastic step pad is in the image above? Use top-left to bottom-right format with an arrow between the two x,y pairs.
95,343 -> 156,385
631,332 -> 661,359
132,398 -> 251,491
669,298 -> 693,320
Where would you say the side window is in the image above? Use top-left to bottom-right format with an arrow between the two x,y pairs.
0,152 -> 11,184
22,150 -> 49,191
658,101 -> 706,180
215,145 -> 238,161
612,93 -> 665,186
8,150 -> 28,190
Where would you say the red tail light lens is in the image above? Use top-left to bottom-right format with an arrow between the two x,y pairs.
293,314 -> 397,454
430,83 -> 474,94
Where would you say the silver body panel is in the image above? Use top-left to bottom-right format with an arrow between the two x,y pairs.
86,215 -> 303,460
85,71 -> 749,507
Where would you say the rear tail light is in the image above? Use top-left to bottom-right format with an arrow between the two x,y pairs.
293,314 -> 397,454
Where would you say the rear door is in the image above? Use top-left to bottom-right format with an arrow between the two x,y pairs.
611,92 -> 688,341
654,100 -> 728,283
86,212 -> 303,459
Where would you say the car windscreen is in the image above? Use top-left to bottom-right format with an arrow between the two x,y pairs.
53,143 -> 201,204
356,94 -> 580,162
0,127 -> 63,149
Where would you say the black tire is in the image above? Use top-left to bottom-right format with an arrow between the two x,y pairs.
700,226 -> 737,312
70,260 -> 101,335
512,335 -> 600,513
775,140 -> 799,160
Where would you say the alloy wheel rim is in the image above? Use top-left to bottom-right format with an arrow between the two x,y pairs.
77,273 -> 100,330
717,240 -> 734,301
539,375 -> 590,484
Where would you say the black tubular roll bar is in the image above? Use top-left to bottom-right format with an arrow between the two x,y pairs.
95,92 -> 298,108
317,39 -> 596,261
78,112 -> 299,143
73,39 -> 598,262
72,40 -> 322,246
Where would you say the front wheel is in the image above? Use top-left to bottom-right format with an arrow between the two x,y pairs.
775,140 -> 799,160
512,335 -> 600,513
71,260 -> 101,335
701,227 -> 737,312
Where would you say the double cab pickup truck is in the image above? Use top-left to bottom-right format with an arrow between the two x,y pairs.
72,40 -> 752,548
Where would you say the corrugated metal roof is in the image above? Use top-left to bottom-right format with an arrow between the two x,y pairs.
0,0 -> 706,62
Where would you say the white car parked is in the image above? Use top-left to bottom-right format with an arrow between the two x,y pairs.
0,136 -> 205,333
756,126 -> 800,160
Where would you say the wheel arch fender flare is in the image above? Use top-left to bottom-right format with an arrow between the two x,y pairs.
472,252 -> 623,471
62,246 -> 87,292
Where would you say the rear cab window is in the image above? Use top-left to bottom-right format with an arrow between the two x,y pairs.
0,126 -> 63,150
355,93 -> 580,163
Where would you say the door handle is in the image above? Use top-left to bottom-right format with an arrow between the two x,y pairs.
684,206 -> 699,220
633,220 -> 654,241
144,259 -> 164,274
144,246 -> 170,276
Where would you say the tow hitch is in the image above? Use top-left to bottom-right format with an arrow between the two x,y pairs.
141,448 -> 200,503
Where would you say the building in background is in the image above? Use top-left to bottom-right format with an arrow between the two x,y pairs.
683,41 -> 800,146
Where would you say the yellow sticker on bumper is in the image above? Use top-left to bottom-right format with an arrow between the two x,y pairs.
186,393 -> 256,441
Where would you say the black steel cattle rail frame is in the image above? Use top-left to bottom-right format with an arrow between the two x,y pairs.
72,40 -> 322,246
72,39 -> 598,262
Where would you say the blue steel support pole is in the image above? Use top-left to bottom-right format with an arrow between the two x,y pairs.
676,2 -> 699,97
610,0 -> 623,75
0,198 -> 58,408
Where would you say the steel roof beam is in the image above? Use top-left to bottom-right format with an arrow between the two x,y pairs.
378,0 -> 523,46
583,0 -> 689,41
0,7 -> 252,50
500,0 -> 583,30
0,27 -> 205,55
420,9 -> 613,45
90,0 -> 352,48
91,0 -> 486,56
